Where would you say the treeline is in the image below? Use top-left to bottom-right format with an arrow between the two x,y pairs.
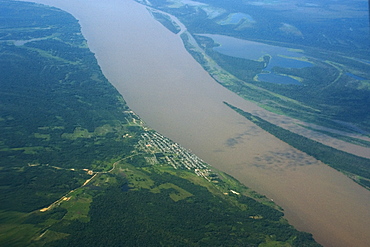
0,0 -> 140,218
25,39 -> 94,62
257,64 -> 370,132
143,0 -> 369,55
0,2 -> 322,246
144,0 -> 370,133
0,1 -> 139,169
181,34 -> 340,131
49,169 -> 320,247
151,11 -> 181,34
0,0 -> 78,40
0,165 -> 90,212
192,33 -> 370,132
225,102 -> 370,189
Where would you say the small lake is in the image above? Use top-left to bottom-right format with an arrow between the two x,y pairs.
24,1 -> 370,246
198,34 -> 312,84
346,72 -> 366,80
258,73 -> 301,85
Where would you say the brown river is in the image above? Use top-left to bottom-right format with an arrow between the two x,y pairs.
27,0 -> 370,246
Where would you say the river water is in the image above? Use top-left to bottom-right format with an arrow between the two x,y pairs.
27,0 -> 370,246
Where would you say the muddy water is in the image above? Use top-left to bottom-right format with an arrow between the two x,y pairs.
28,0 -> 370,246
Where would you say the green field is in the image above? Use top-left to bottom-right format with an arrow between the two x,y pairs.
0,1 -> 321,246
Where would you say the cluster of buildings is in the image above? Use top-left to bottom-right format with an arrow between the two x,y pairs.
138,131 -> 209,172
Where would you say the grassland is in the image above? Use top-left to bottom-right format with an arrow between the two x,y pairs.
0,1 -> 321,246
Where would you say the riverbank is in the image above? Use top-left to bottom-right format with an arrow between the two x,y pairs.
25,1 -> 370,246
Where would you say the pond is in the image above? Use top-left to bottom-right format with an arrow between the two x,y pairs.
346,72 -> 367,80
198,34 -> 312,84
257,73 -> 301,85
23,1 -> 370,246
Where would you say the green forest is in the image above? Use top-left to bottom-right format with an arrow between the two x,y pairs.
0,1 -> 321,246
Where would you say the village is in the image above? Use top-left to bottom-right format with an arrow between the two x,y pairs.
138,131 -> 213,180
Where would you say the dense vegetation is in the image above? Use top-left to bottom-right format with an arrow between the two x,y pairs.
0,0 -> 138,169
46,163 -> 320,247
0,0 -> 140,216
144,0 -> 369,56
142,0 -> 370,191
0,1 -> 321,246
150,10 -> 181,34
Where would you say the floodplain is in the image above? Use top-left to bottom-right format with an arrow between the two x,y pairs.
21,0 -> 370,246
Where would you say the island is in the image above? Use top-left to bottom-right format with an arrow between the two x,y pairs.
0,1 -> 321,246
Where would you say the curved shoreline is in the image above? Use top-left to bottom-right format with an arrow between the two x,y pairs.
24,1 -> 370,246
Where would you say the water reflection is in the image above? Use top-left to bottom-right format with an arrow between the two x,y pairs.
345,72 -> 366,80
198,34 -> 312,84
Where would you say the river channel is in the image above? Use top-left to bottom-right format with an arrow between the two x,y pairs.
27,0 -> 370,246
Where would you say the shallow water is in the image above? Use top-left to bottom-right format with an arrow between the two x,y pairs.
26,1 -> 370,246
257,73 -> 301,85
198,33 -> 311,84
201,34 -> 312,68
